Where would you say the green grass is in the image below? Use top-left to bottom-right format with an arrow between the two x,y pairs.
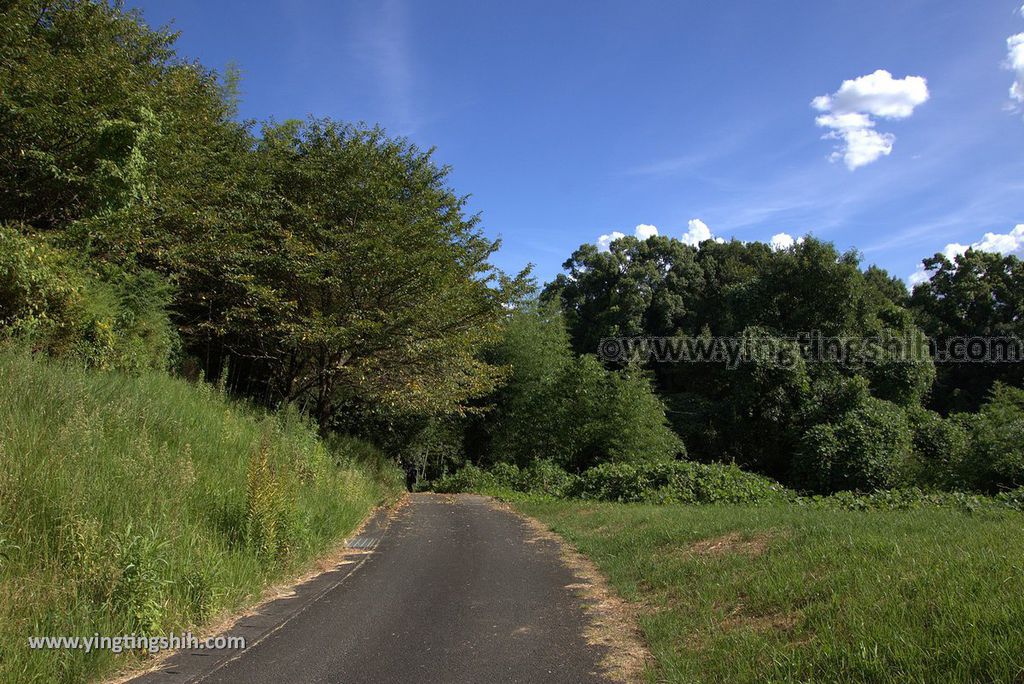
0,352 -> 402,683
516,499 -> 1024,683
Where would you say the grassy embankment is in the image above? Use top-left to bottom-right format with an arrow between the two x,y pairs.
0,352 -> 402,682
517,499 -> 1024,683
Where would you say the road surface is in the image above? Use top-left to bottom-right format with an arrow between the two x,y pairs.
131,494 -> 611,683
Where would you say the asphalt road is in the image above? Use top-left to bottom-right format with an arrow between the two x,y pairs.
132,494 -> 610,684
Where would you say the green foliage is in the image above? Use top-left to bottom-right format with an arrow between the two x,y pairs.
430,464 -> 506,496
400,417 -> 465,487
430,460 -> 578,498
545,236 -> 939,487
719,327 -> 810,476
167,119 -> 525,423
960,383 -> 1024,492
595,362 -> 686,464
0,352 -> 401,682
0,0 -> 174,226
904,406 -> 971,490
910,249 -> 1024,413
1,225 -> 177,370
567,460 -> 790,504
433,459 -> 788,506
797,487 -> 1010,513
485,302 -> 577,466
793,397 -> 914,493
479,302 -> 682,471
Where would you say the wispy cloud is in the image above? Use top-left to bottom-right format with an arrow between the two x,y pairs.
352,0 -> 417,134
1006,29 -> 1024,110
623,154 -> 706,178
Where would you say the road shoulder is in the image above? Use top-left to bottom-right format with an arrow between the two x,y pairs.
496,499 -> 652,683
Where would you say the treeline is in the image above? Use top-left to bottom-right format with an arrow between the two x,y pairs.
533,236 -> 1024,493
3,1 -> 1022,497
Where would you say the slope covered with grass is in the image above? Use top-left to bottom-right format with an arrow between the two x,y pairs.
0,352 -> 402,682
518,500 -> 1024,683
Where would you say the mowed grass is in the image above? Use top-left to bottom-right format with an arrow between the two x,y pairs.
516,499 -> 1024,683
0,353 -> 401,683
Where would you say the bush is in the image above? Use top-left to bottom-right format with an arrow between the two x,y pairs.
567,460 -> 789,504
904,406 -> 971,490
0,225 -> 177,371
995,487 -> 1024,511
430,460 -> 578,498
797,487 -> 1024,513
430,464 -> 504,495
793,397 -> 913,493
961,383 -> 1024,492
519,459 -> 578,497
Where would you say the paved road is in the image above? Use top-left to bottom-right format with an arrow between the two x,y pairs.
133,494 -> 610,684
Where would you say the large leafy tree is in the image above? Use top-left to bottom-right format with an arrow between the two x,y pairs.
910,249 -> 1024,413
0,0 -> 174,229
158,119 -> 527,426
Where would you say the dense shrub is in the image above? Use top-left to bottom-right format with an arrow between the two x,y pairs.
793,397 -> 913,493
430,464 -> 504,495
905,406 -> 971,490
961,383 -> 1024,492
566,460 -> 789,504
0,225 -> 177,371
430,460 -> 578,498
798,487 -> 1024,513
432,460 -> 787,504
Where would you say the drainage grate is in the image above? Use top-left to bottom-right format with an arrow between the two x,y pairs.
346,535 -> 381,550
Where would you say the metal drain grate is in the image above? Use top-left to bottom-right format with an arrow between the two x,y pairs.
346,535 -> 381,550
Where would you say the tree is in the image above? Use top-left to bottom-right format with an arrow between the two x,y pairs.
476,301 -> 682,471
910,249 -> 1024,413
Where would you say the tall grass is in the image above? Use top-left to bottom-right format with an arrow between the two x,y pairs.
0,352 -> 401,682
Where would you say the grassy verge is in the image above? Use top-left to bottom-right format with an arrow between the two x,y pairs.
0,353 -> 402,683
515,499 -> 1024,683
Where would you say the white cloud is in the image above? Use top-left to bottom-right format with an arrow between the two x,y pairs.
813,70 -> 929,119
595,224 -> 661,251
812,70 -> 929,170
768,232 -> 806,250
907,224 -> 1024,285
635,224 -> 659,240
681,218 -> 724,247
974,224 -> 1024,253
596,231 -> 626,251
907,269 -> 932,287
596,220 -> 725,251
1007,33 -> 1024,106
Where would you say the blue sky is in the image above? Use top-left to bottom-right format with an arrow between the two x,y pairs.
130,0 -> 1024,286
